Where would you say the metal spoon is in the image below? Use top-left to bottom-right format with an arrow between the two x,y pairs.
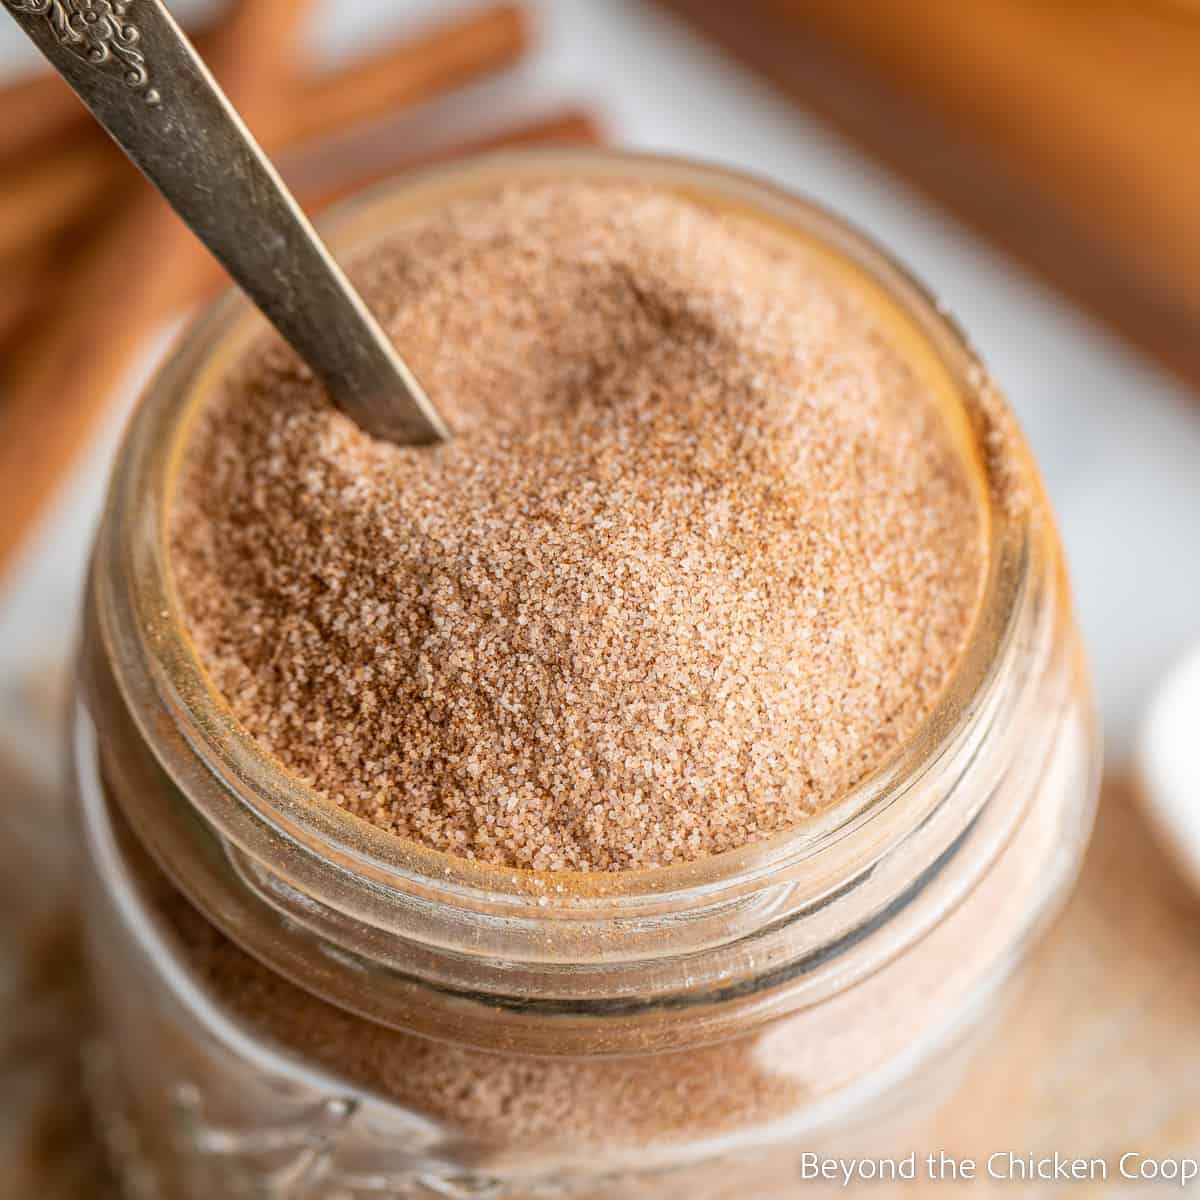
2,0 -> 449,446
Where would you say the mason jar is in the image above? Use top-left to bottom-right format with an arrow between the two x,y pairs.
73,150 -> 1101,1199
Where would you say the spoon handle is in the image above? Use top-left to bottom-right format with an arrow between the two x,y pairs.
2,0 -> 448,446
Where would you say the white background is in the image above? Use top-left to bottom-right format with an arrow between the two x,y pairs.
2,0 -> 1199,772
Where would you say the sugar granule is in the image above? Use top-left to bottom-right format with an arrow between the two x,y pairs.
169,181 -> 986,872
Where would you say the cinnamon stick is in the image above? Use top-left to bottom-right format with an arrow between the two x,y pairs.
0,138 -> 128,263
0,0 -> 310,577
0,4 -> 531,269
0,69 -> 95,164
0,212 -> 122,351
0,246 -> 49,346
283,3 -> 530,147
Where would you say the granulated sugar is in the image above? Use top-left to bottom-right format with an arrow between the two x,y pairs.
169,180 -> 985,871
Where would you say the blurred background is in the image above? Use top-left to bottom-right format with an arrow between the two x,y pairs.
2,1 -> 1200,1194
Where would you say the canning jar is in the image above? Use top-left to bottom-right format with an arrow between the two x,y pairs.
74,150 -> 1100,1200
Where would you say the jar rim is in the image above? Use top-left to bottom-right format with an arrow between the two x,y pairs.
83,148 -> 1073,1048
96,148 -> 1033,921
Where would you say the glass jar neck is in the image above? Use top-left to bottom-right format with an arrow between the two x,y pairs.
82,149 -> 1061,1054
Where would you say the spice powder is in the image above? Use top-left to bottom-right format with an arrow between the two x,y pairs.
168,180 -> 987,872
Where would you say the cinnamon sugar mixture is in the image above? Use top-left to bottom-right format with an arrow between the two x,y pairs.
150,876 -> 802,1154
169,181 -> 985,871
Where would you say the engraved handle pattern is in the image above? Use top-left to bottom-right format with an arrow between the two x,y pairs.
6,0 -> 160,103
0,0 -> 447,446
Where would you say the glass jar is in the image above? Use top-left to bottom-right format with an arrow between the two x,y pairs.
73,150 -> 1100,1200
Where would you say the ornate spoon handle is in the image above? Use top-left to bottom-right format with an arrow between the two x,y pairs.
2,0 -> 449,447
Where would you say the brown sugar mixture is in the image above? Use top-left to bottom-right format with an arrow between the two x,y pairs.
169,180 -> 986,872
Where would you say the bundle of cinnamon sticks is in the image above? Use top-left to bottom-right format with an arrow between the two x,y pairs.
0,1 -> 601,579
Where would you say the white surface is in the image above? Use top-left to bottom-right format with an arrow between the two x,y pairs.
2,0 -> 1199,769
1139,639 -> 1200,892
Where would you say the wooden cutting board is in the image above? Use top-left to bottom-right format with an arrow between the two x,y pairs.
654,0 -> 1200,396
901,774 -> 1200,1195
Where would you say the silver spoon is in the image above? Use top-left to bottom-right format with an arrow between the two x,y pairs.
2,0 -> 449,446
